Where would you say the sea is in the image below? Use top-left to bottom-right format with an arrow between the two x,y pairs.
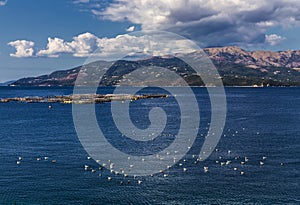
0,86 -> 299,204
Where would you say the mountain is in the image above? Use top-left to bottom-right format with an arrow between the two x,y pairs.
204,46 -> 300,69
0,80 -> 16,86
11,66 -> 81,86
203,46 -> 300,86
10,46 -> 300,87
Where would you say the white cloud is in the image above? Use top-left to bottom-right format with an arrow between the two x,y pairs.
69,32 -> 99,57
126,26 -> 135,32
10,32 -> 197,58
35,32 -> 142,58
96,0 -> 300,47
37,37 -> 73,57
37,33 -> 99,57
73,0 -> 89,4
265,34 -> 286,46
93,33 -> 197,59
8,40 -> 35,57
0,0 -> 7,6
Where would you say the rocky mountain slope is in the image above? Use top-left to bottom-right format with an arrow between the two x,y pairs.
204,46 -> 300,69
10,46 -> 300,87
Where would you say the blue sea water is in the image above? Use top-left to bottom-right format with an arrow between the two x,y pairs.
0,87 -> 299,204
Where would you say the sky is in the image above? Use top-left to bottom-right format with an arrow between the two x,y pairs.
0,0 -> 300,82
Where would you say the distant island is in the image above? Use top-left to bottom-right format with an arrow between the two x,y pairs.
9,46 -> 300,87
0,94 -> 167,104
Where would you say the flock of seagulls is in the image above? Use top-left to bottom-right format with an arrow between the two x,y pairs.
14,127 -> 286,186
16,156 -> 57,165
83,156 -> 147,185
78,128 -> 284,184
213,144 -> 275,176
81,146 -> 286,186
14,146 -> 286,186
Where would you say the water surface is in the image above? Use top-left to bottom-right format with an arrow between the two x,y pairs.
0,87 -> 299,204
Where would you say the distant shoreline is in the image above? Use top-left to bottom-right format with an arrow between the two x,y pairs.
1,85 -> 299,88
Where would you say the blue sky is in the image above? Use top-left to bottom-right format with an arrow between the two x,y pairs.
0,0 -> 300,82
